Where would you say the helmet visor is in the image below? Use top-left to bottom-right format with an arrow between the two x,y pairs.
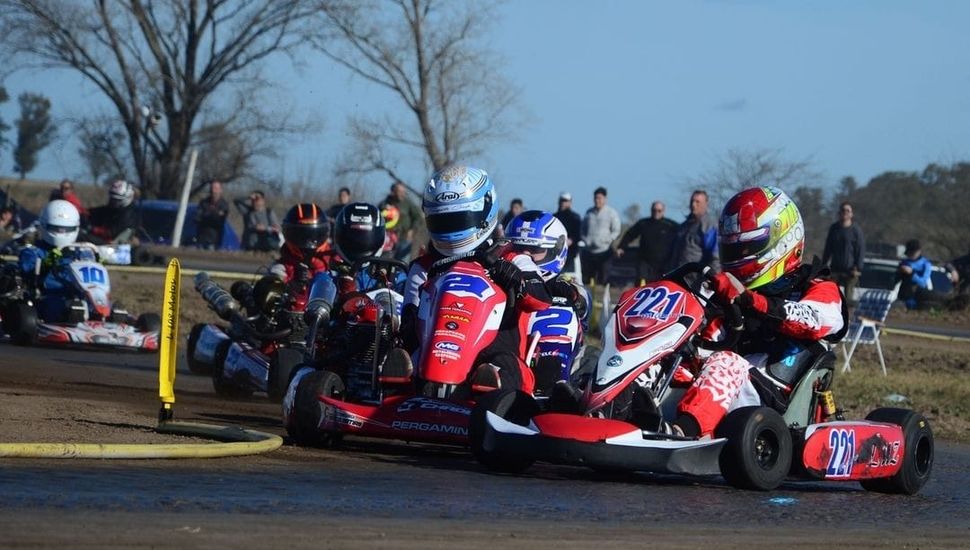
46,223 -> 79,235
427,209 -> 487,236
720,236 -> 770,265
283,223 -> 328,250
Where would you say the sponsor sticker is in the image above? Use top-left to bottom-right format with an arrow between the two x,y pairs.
435,341 -> 461,353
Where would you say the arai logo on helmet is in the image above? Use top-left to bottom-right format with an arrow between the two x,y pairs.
606,355 -> 623,367
435,191 -> 463,202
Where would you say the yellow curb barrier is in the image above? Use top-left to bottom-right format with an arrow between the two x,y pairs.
883,326 -> 970,343
0,258 -> 283,459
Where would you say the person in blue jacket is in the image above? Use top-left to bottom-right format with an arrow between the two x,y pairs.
898,239 -> 934,309
18,200 -> 85,321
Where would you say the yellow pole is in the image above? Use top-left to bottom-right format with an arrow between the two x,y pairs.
158,258 -> 180,420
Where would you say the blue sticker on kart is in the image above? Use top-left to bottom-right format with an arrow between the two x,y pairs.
528,308 -> 575,338
438,273 -> 496,300
625,287 -> 683,321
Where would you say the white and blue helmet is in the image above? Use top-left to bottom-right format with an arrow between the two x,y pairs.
423,165 -> 498,256
506,210 -> 568,281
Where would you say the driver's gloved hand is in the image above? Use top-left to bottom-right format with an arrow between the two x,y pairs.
490,259 -> 524,293
549,279 -> 584,314
707,272 -> 746,304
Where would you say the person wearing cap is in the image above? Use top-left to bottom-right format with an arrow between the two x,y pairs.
615,200 -> 678,284
554,191 -> 582,272
897,239 -> 934,309
580,186 -> 621,286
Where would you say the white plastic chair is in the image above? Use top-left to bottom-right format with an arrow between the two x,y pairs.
841,284 -> 899,376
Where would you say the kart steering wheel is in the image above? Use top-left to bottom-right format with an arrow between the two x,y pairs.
661,262 -> 745,352
351,255 -> 408,289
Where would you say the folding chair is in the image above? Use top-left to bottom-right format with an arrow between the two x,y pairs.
841,284 -> 899,376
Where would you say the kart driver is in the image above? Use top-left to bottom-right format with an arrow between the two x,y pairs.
15,200 -> 85,319
268,202 -> 335,284
87,179 -> 138,244
396,165 -> 583,393
666,187 -> 847,438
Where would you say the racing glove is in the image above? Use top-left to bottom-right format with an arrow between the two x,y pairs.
490,259 -> 524,294
708,272 -> 746,304
549,279 -> 585,315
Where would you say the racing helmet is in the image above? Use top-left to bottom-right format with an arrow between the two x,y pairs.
39,199 -> 80,248
109,179 -> 135,207
423,164 -> 497,256
506,210 -> 568,281
334,202 -> 386,263
718,186 -> 804,290
281,203 -> 330,260
381,204 -> 400,231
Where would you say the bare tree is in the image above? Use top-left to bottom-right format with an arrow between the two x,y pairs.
76,115 -> 129,184
316,0 -> 524,194
0,1 -> 317,198
687,148 -> 822,207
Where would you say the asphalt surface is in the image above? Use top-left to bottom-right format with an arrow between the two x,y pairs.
1,344 -> 969,548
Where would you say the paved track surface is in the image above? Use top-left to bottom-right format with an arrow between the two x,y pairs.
1,344 -> 968,548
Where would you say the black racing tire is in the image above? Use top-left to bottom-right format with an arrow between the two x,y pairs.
469,389 -> 540,473
860,408 -> 934,495
136,312 -> 161,333
185,323 -> 213,375
717,406 -> 793,491
288,370 -> 346,447
3,301 -> 38,346
211,340 -> 254,399
268,347 -> 305,402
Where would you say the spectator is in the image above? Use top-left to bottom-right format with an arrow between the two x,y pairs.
0,207 -> 18,240
500,198 -> 524,230
580,186 -> 621,285
50,179 -> 88,220
616,200 -> 678,284
327,186 -> 352,220
195,180 -> 229,250
666,190 -> 719,273
897,239 -> 934,310
554,191 -> 582,273
945,247 -> 970,297
378,180 -> 422,262
88,179 -> 138,244
235,190 -> 280,252
822,201 -> 866,304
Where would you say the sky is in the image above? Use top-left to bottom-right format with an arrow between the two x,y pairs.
2,0 -> 969,221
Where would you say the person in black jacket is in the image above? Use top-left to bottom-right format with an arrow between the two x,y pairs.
553,191 -> 582,273
822,201 -> 865,304
615,201 -> 678,285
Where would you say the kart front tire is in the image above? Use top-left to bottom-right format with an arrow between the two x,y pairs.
860,408 -> 934,495
211,340 -> 254,399
136,313 -> 161,333
185,323 -> 213,375
3,302 -> 37,346
717,406 -> 792,491
288,370 -> 345,447
469,389 -> 539,474
268,347 -> 304,402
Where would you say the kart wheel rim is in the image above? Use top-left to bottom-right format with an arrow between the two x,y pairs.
754,430 -> 780,470
914,434 -> 932,477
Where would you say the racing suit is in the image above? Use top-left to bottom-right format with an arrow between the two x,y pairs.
673,262 -> 847,438
402,242 -> 581,393
269,243 -> 336,284
18,242 -> 87,321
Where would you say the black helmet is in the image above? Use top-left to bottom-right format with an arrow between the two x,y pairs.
334,202 -> 385,263
282,203 -> 330,259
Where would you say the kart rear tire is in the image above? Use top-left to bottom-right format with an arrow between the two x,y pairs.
717,406 -> 792,491
136,313 -> 161,333
3,302 -> 37,346
288,370 -> 345,447
185,323 -> 213,375
860,408 -> 934,495
268,347 -> 304,402
211,340 -> 254,399
470,389 -> 539,473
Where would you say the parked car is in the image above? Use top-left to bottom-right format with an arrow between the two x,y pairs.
138,200 -> 241,250
854,256 -> 953,303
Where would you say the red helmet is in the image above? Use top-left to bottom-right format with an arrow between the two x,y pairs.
282,202 -> 330,260
718,187 -> 804,289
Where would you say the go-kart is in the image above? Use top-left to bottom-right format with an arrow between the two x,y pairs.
186,269 -> 314,401
472,263 -> 934,494
0,243 -> 159,351
284,252 -> 591,448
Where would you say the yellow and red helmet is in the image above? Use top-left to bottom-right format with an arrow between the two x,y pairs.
718,187 -> 804,290
382,204 -> 401,231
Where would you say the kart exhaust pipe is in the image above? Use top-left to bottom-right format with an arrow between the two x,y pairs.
194,272 -> 240,320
